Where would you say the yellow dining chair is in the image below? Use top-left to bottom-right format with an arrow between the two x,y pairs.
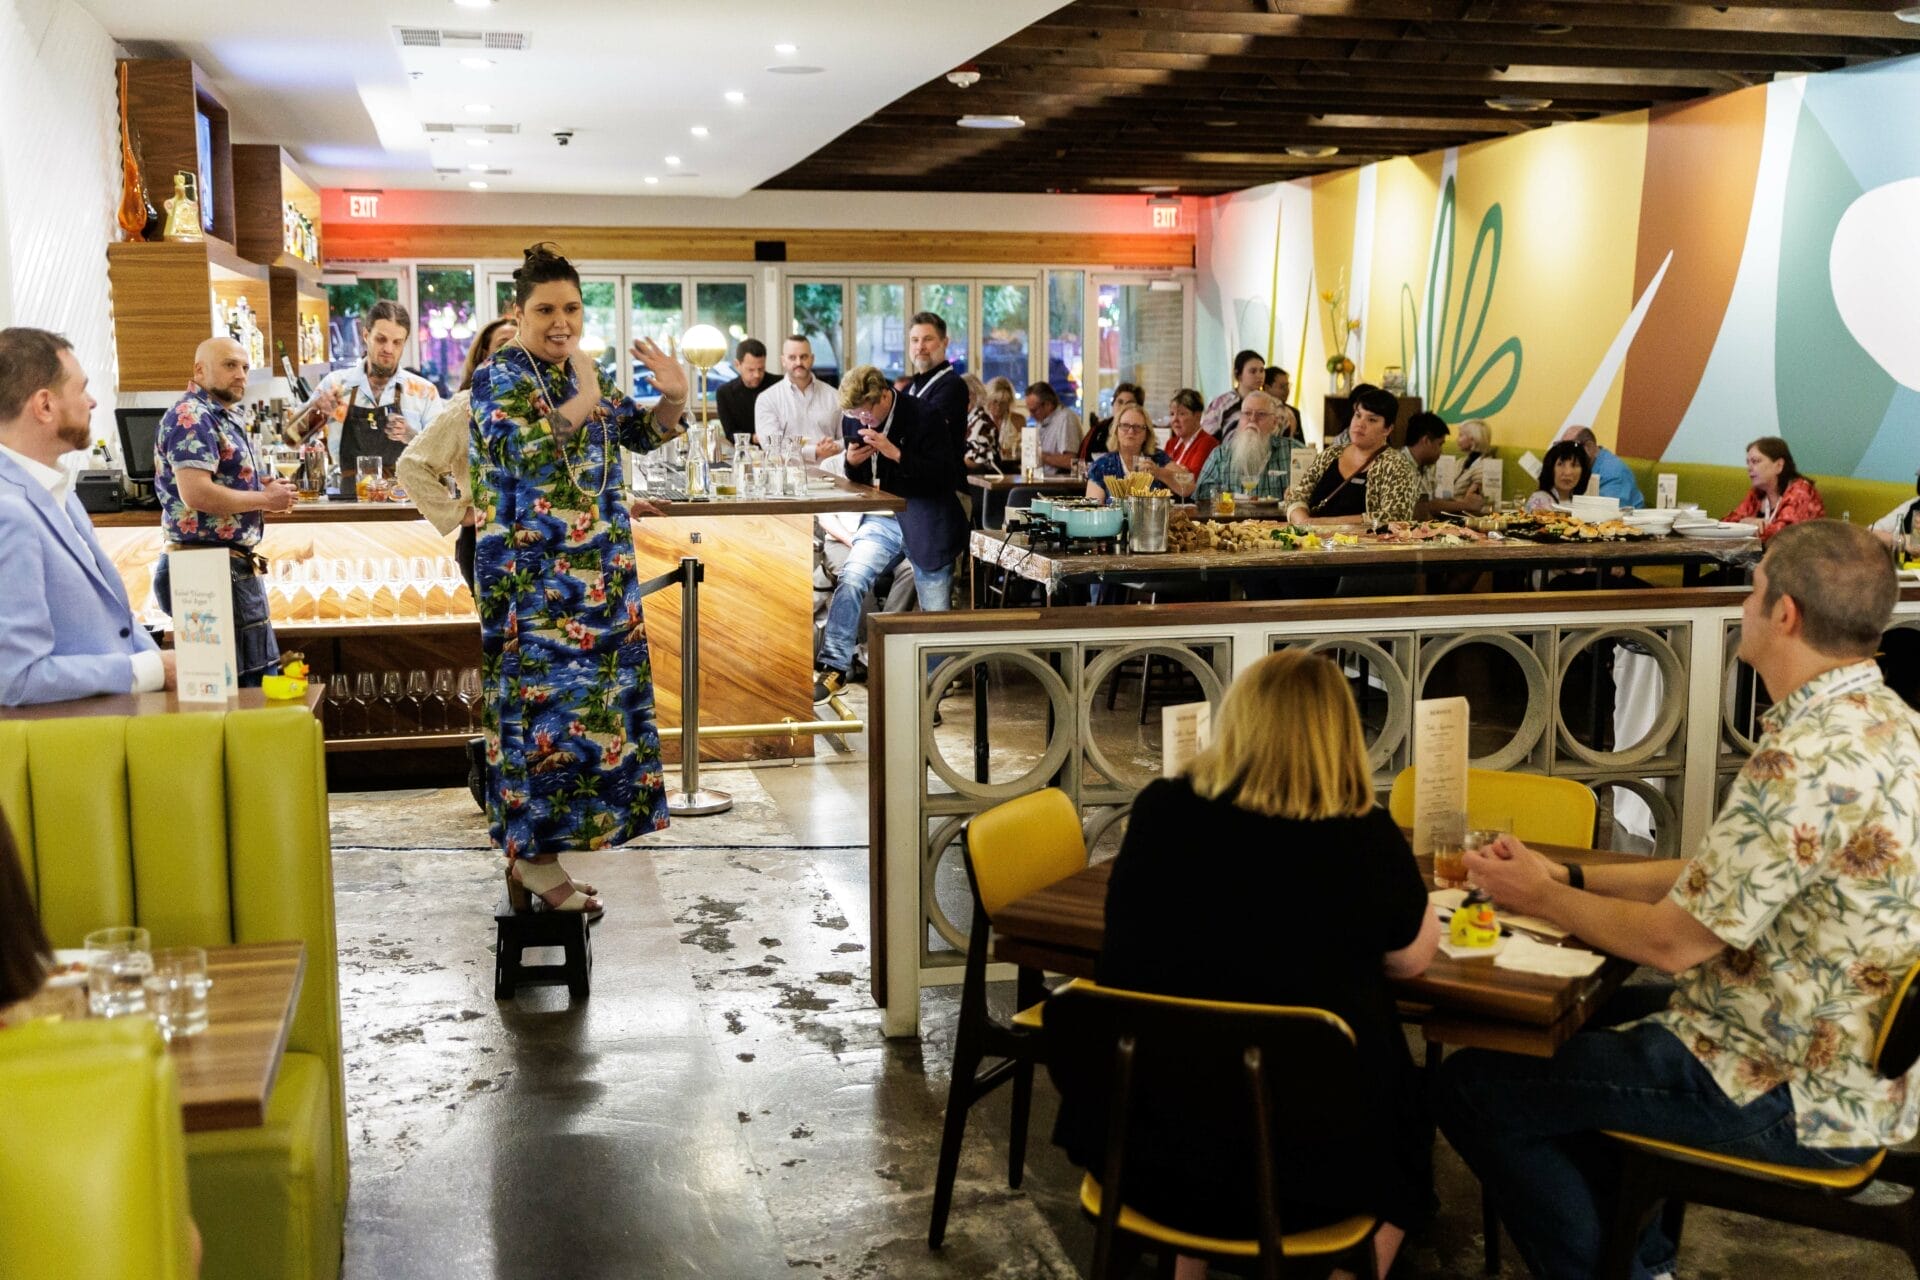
1388,767 -> 1598,849
0,705 -> 344,1280
0,1018 -> 198,1280
1042,979 -> 1382,1280
928,786 -> 1087,1249
1596,962 -> 1920,1278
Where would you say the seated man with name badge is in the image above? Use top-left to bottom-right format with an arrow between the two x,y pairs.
0,327 -> 174,705
288,300 -> 443,482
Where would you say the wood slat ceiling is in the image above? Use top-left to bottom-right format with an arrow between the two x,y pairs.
762,0 -> 1920,194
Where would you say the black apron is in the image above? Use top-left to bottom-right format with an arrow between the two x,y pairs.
337,386 -> 407,479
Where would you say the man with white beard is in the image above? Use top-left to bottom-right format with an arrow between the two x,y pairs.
1193,391 -> 1295,502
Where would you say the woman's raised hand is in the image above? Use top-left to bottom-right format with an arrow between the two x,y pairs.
632,338 -> 690,405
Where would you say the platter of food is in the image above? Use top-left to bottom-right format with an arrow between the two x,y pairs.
1500,514 -> 1655,543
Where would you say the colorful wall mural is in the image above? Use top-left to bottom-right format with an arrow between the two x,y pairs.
1195,52 -> 1920,481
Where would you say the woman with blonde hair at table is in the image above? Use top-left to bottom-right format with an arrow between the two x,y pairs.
1059,649 -> 1440,1280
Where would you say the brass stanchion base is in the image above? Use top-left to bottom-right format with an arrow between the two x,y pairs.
668,788 -> 734,817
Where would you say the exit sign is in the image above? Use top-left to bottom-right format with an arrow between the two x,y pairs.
1150,202 -> 1180,230
347,192 -> 381,219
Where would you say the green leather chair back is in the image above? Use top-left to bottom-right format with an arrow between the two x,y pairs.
0,705 -> 345,1214
1621,457 -> 1912,527
0,1018 -> 198,1280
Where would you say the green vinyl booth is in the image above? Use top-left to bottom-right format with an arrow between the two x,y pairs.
0,1018 -> 199,1280
0,704 -> 345,1280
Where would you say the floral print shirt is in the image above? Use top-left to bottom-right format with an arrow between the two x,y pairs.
1645,662 -> 1920,1147
1726,477 -> 1827,542
155,387 -> 263,547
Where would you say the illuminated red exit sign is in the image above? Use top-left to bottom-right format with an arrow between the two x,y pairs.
1149,201 -> 1180,230
347,192 -> 381,219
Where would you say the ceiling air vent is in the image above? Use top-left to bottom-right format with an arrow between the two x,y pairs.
421,123 -> 521,135
394,27 -> 530,51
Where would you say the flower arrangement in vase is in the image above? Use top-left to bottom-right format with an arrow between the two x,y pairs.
1321,271 -> 1360,396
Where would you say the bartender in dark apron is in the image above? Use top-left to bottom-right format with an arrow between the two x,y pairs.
338,386 -> 408,478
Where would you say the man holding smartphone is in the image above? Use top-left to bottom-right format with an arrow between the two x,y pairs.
811,364 -> 965,703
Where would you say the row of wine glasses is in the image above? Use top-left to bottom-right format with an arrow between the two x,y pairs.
268,556 -> 475,624
323,667 -> 482,739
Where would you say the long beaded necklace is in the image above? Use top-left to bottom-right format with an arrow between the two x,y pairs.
514,339 -> 612,499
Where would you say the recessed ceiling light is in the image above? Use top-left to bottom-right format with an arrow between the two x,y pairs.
1531,22 -> 1572,34
1204,120 -> 1238,128
464,102 -> 492,114
1138,184 -> 1178,194
1285,144 -> 1340,158
773,42 -> 797,55
1486,95 -> 1553,111
1898,5 -> 1920,21
957,114 -> 1024,129
468,180 -> 489,189
724,90 -> 746,104
460,57 -> 494,70
466,137 -> 490,148
665,155 -> 681,166
644,176 -> 659,185
467,161 -> 488,171
690,125 -> 709,138
766,65 -> 824,75
452,0 -> 493,8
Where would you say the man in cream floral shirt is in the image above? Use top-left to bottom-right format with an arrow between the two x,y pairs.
1435,520 -> 1920,1280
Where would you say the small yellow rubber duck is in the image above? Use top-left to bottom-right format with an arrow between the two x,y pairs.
1449,891 -> 1500,949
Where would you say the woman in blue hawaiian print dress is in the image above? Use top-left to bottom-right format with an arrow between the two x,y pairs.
471,244 -> 690,916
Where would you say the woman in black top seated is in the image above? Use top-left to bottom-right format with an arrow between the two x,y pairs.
1285,386 -> 1420,527
1064,649 -> 1440,1280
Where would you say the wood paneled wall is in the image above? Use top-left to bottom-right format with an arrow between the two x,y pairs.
323,221 -> 1195,269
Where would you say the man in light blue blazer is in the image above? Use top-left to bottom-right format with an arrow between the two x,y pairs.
0,328 -> 172,706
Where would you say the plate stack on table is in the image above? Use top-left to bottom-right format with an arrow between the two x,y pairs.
1672,511 -> 1755,540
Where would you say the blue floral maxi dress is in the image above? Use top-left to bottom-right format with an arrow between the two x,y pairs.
470,345 -> 679,859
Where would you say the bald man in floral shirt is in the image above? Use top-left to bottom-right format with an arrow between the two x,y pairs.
1436,520 -> 1920,1280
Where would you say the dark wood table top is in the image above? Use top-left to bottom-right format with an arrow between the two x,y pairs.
971,527 -> 1759,590
991,840 -> 1646,1057
966,474 -> 1086,492
0,685 -> 325,723
175,941 -> 306,1132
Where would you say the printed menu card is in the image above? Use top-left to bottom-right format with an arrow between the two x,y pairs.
1412,696 -> 1469,855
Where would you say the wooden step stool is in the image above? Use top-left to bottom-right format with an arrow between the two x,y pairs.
493,897 -> 592,1000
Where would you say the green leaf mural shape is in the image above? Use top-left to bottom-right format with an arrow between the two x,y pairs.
1400,176 -> 1524,422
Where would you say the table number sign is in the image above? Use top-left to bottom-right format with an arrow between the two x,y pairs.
169,547 -> 237,703
1657,474 -> 1678,509
1476,458 -> 1503,508
1162,700 -> 1211,777
1412,695 -> 1469,856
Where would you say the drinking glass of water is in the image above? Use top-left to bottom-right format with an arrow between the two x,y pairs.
83,926 -> 153,1018
143,946 -> 212,1041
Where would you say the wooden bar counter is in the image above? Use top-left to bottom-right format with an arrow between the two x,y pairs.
89,474 -> 903,763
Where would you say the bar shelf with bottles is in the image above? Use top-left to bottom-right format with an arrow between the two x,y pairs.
89,424 -> 904,764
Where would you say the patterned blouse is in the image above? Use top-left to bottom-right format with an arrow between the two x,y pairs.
963,406 -> 1000,470
155,387 -> 264,547
1726,476 -> 1826,542
1282,442 -> 1420,522
1644,662 -> 1920,1147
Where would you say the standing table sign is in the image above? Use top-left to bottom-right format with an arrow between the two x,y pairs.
167,547 -> 238,703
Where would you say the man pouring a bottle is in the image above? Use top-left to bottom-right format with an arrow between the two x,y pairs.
288,300 -> 442,483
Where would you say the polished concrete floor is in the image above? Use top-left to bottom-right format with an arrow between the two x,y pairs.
329,685 -> 1916,1279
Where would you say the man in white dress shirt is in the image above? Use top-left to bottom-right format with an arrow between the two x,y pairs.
756,335 -> 844,463
0,328 -> 172,705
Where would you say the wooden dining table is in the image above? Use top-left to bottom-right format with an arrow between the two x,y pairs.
990,843 -> 1646,1057
172,941 -> 306,1131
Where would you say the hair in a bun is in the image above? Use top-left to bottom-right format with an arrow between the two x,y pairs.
513,242 -> 580,306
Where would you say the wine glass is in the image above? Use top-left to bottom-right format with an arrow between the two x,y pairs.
403,670 -> 429,734
378,671 -> 402,737
353,671 -> 378,738
325,673 -> 352,739
430,668 -> 455,733
458,667 -> 483,732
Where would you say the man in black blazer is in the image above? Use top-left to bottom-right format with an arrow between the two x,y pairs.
714,337 -> 779,439
813,364 -> 966,702
906,311 -> 968,442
